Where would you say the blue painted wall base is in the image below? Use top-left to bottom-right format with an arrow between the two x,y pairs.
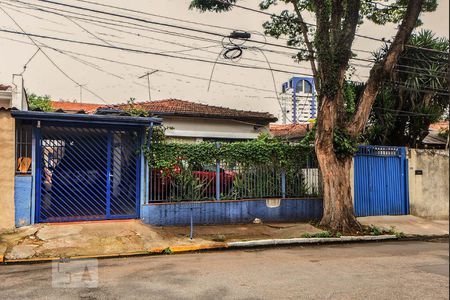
14,176 -> 33,227
141,198 -> 323,226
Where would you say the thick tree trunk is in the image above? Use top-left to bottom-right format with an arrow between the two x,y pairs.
314,93 -> 362,234
316,136 -> 361,234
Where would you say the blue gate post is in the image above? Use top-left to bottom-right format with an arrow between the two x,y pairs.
399,147 -> 409,214
215,142 -> 221,201
281,169 -> 286,198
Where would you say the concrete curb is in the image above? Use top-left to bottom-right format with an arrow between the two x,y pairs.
227,235 -> 398,248
2,234 -> 448,265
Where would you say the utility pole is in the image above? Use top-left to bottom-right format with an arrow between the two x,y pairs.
139,70 -> 158,101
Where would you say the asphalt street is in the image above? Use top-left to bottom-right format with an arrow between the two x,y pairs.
0,239 -> 448,300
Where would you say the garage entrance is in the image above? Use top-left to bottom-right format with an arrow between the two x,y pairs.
36,125 -> 141,222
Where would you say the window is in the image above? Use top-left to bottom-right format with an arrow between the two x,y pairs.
16,122 -> 32,174
304,80 -> 313,94
295,80 -> 303,93
295,80 -> 313,94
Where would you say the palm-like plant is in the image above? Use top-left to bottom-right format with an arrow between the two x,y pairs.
367,30 -> 449,147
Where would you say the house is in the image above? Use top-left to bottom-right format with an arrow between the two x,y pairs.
0,96 -> 280,229
50,99 -> 277,142
51,101 -> 103,114
270,123 -> 311,141
422,121 -> 449,149
114,99 -> 277,142
0,84 -> 162,230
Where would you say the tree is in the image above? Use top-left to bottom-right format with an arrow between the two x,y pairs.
366,30 -> 449,147
28,93 -> 53,112
189,0 -> 437,233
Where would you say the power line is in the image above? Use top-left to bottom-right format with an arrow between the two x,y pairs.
4,1 -> 310,59
211,0 -> 386,42
0,28 -> 316,76
72,0 -> 243,33
0,5 -> 108,104
27,0 -> 387,60
32,0 -> 311,53
384,81 -> 450,96
372,106 -> 446,117
212,0 -> 449,53
12,0 -> 446,67
0,34 -> 285,94
20,48 -> 40,75
6,0 -> 389,67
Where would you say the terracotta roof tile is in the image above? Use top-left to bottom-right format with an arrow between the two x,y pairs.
0,84 -> 11,91
114,99 -> 277,124
51,101 -> 103,113
270,123 -> 310,140
429,121 -> 449,131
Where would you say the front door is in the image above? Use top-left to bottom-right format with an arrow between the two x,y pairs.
36,125 -> 141,222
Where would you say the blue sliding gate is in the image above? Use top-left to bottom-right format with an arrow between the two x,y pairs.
354,146 -> 409,217
36,125 -> 141,222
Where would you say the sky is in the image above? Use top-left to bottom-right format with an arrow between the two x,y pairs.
0,0 -> 448,121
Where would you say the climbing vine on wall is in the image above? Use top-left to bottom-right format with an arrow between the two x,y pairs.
144,129 -> 315,171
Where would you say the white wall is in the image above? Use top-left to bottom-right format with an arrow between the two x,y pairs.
408,149 -> 449,220
162,116 -> 269,141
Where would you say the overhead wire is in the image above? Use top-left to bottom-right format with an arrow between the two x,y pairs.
2,0 -> 447,112
0,34 -> 286,95
4,0 -> 409,68
0,28 -> 318,77
13,0 -> 446,68
19,0 -> 383,60
20,47 -> 40,75
3,1 -> 311,60
0,5 -> 108,104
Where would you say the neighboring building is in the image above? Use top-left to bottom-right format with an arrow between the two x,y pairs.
270,123 -> 311,142
114,99 -> 277,142
422,121 -> 449,149
280,76 -> 316,123
0,76 -> 28,230
51,101 -> 103,114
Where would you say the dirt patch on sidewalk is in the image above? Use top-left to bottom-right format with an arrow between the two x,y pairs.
152,222 -> 322,242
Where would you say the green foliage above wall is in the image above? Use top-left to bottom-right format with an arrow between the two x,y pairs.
145,130 -> 314,171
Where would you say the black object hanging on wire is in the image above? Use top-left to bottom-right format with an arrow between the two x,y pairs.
207,30 -> 252,91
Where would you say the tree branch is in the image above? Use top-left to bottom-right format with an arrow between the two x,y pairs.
338,0 -> 361,65
348,0 -> 425,136
292,0 -> 319,88
314,0 -> 331,92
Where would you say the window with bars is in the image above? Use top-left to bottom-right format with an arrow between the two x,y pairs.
16,122 -> 32,175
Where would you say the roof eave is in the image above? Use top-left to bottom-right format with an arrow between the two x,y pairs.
149,111 -> 277,124
11,110 -> 162,127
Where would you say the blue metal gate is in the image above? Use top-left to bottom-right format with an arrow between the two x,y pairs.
354,146 -> 409,217
36,125 -> 141,222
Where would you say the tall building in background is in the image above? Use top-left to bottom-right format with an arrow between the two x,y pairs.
281,77 -> 316,124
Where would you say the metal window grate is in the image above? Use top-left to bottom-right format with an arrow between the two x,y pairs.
356,146 -> 401,157
15,123 -> 32,174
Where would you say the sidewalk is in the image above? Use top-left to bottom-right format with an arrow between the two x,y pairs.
0,215 -> 447,263
358,215 -> 449,236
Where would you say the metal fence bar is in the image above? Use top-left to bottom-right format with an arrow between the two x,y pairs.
215,158 -> 220,201
147,150 -> 322,203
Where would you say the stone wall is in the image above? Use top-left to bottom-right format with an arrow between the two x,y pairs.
408,149 -> 449,220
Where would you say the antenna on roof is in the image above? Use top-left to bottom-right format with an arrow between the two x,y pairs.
139,70 -> 158,101
77,84 -> 86,104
